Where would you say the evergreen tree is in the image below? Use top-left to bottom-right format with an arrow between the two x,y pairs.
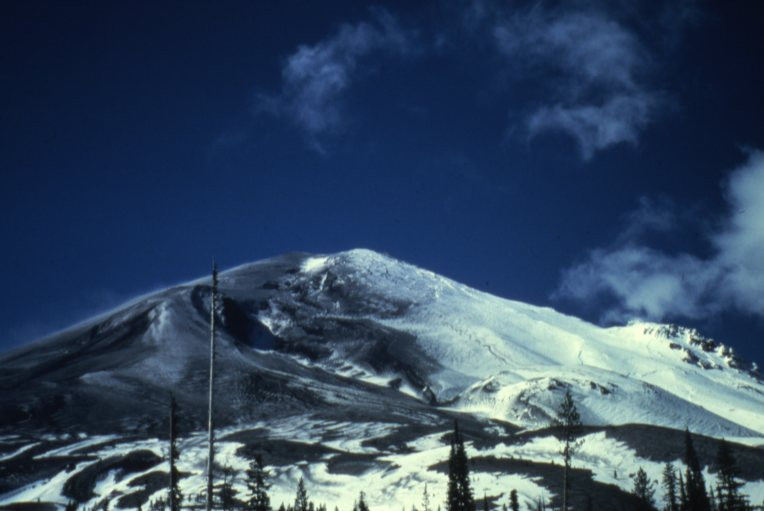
422,484 -> 431,511
294,477 -> 309,511
356,491 -> 370,511
509,490 -> 518,511
662,463 -> 679,511
679,472 -> 688,511
554,389 -> 581,511
446,421 -> 475,511
715,439 -> 747,511
217,465 -> 241,511
245,454 -> 271,511
169,395 -> 182,511
632,467 -> 656,510
684,430 -> 710,511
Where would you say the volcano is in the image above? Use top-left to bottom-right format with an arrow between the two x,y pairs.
1,249 -> 762,510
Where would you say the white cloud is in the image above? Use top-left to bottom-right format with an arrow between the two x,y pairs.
526,94 -> 654,160
258,9 -> 413,151
492,6 -> 661,160
555,150 -> 764,322
714,150 -> 764,314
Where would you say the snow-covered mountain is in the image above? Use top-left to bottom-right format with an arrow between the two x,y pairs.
1,249 -> 763,510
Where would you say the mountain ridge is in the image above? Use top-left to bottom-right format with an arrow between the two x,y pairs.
1,249 -> 762,510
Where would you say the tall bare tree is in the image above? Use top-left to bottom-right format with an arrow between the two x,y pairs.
206,261 -> 219,511
169,394 -> 181,511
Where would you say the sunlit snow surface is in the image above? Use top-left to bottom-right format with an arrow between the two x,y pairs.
289,250 -> 764,435
2,423 -> 762,511
1,249 -> 764,510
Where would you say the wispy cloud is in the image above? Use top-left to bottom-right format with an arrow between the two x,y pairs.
490,4 -> 664,160
554,149 -> 764,322
258,9 -> 413,152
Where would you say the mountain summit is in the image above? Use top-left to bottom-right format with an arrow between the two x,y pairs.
1,249 -> 762,510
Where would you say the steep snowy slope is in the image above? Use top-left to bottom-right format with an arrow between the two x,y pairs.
1,249 -> 763,510
254,249 -> 764,436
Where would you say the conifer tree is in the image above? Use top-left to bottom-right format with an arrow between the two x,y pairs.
169,394 -> 182,511
294,477 -> 309,511
715,439 -> 747,511
356,491 -> 370,511
509,490 -> 518,511
632,467 -> 656,510
554,389 -> 581,511
662,463 -> 678,511
684,430 -> 710,511
217,465 -> 240,511
245,454 -> 271,511
679,472 -> 688,511
446,420 -> 475,511
422,484 -> 431,511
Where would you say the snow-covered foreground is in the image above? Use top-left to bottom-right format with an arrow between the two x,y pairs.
2,418 -> 762,511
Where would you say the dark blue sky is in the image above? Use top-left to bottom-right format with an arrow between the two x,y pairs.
2,1 -> 764,364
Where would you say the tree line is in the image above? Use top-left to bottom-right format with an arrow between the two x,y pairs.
63,388 -> 761,511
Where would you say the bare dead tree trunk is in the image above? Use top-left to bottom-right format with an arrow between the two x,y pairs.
206,261 -> 218,511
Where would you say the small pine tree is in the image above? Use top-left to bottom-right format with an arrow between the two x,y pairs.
678,472 -> 688,511
555,389 -> 581,511
509,490 -> 518,511
356,492 -> 370,511
632,467 -> 656,510
422,484 -> 431,511
294,477 -> 309,511
684,430 -> 710,511
446,421 -> 475,511
715,439 -> 747,511
246,454 -> 271,511
662,463 -> 678,511
217,465 -> 240,511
